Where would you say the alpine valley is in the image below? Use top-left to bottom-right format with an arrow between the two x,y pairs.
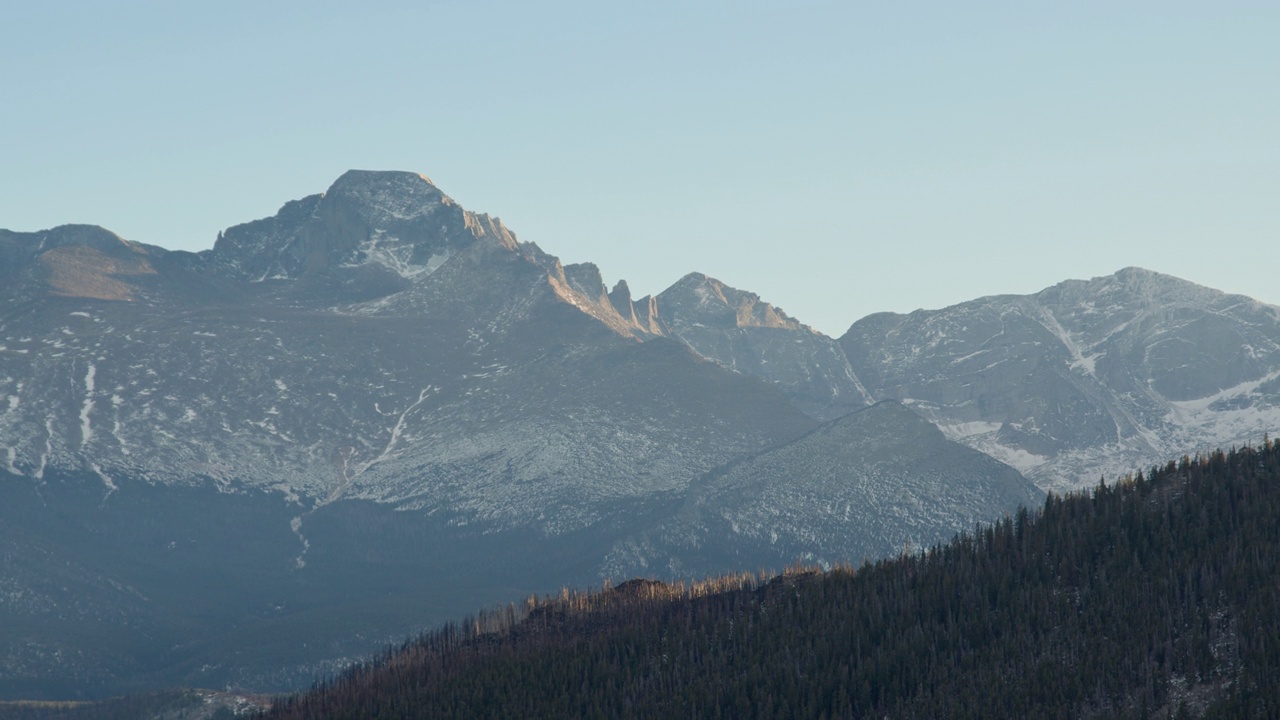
1,171 -> 1277,699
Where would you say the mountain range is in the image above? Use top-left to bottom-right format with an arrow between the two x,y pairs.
1,170 -> 1276,698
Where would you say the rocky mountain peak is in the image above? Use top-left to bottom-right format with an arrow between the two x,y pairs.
657,272 -> 808,332
644,272 -> 870,420
322,170 -> 452,225
1,224 -> 151,259
1036,266 -> 1228,314
204,170 -> 518,295
44,224 -> 136,252
841,266 -> 1280,492
607,280 -> 638,325
0,225 -> 161,301
609,279 -> 632,303
561,262 -> 608,301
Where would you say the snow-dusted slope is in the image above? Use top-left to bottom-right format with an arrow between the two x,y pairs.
206,170 -> 518,287
605,400 -> 1041,578
841,267 -> 1280,491
7,178 -> 1274,508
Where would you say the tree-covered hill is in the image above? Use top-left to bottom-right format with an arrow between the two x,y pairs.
262,441 -> 1280,719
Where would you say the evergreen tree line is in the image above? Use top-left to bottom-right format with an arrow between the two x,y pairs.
260,441 -> 1280,719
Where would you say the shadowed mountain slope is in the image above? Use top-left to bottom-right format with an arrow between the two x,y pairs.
606,400 -> 1042,578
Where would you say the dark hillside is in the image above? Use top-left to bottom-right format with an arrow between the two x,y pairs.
261,440 -> 1280,719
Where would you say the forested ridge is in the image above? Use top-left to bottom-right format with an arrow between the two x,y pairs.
261,441 -> 1280,719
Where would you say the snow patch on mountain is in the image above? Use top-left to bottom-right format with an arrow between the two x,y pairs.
937,420 -> 1003,438
79,363 -> 95,448
342,230 -> 453,280
35,418 -> 53,480
290,516 -> 310,569
91,462 -> 118,494
1169,368 -> 1280,414
361,386 -> 436,475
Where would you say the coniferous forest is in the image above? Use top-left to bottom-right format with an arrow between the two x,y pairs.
260,441 -> 1280,719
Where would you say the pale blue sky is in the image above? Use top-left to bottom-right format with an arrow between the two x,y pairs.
3,2 -> 1276,335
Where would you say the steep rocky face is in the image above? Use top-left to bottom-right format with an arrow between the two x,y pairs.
206,170 -> 515,286
841,268 -> 1280,491
605,400 -> 1041,578
656,272 -> 806,331
645,272 -> 873,419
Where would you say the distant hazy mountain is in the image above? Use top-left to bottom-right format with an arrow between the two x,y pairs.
841,267 -> 1280,491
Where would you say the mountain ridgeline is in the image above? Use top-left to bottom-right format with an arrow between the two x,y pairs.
264,441 -> 1280,719
2,170 -> 1278,697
